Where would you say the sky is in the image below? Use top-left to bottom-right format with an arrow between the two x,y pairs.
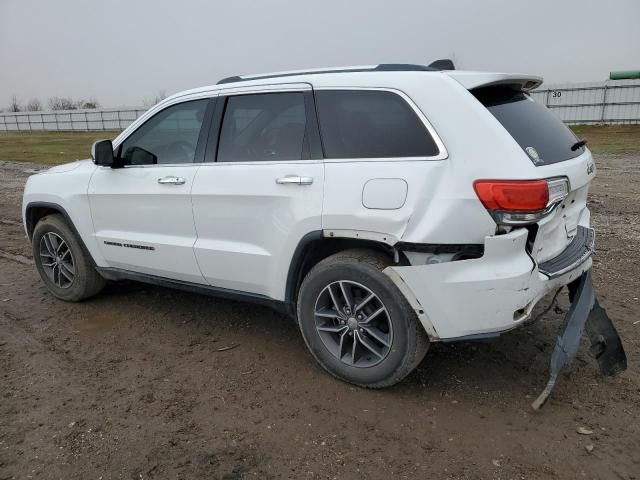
1,0 -> 639,108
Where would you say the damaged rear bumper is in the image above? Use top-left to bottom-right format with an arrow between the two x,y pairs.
531,269 -> 627,409
385,227 -> 627,408
385,227 -> 590,341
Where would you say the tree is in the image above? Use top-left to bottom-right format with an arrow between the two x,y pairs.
9,94 -> 21,112
48,96 -> 77,110
141,90 -> 168,107
77,98 -> 100,109
26,98 -> 43,111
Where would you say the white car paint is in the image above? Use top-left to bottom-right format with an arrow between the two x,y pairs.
191,160 -> 324,298
88,163 -> 206,284
23,66 -> 596,342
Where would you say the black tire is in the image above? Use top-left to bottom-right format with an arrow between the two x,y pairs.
32,214 -> 106,302
297,249 -> 429,388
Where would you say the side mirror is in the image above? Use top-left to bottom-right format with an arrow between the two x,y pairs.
91,140 -> 115,167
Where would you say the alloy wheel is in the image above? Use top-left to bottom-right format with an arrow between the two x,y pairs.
39,232 -> 75,289
314,280 -> 393,367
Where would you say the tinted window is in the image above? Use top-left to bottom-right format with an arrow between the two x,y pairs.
218,93 -> 308,162
315,90 -> 439,158
473,87 -> 584,165
119,99 -> 208,165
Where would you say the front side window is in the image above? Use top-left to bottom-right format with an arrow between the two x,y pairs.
119,99 -> 208,165
217,92 -> 308,162
315,90 -> 439,159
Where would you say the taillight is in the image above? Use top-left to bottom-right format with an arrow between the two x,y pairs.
473,178 -> 569,225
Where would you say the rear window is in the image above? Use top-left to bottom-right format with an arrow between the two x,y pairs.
315,90 -> 439,159
473,87 -> 584,166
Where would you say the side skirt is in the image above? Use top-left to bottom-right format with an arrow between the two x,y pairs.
96,267 -> 294,317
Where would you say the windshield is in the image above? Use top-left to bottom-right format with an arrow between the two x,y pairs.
473,87 -> 585,166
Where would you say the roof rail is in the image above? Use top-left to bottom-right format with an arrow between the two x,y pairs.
216,60 -> 455,85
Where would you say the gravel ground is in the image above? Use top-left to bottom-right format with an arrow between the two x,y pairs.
0,157 -> 638,480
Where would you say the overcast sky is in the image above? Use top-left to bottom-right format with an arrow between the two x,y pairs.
1,0 -> 639,108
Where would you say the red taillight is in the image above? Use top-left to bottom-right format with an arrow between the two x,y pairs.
473,180 -> 549,212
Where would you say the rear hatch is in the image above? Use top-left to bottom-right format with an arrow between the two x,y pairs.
461,76 -> 595,267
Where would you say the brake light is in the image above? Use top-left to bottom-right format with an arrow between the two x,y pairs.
473,178 -> 568,225
474,180 -> 549,212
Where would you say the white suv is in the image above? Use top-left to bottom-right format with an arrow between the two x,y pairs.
22,62 -> 626,401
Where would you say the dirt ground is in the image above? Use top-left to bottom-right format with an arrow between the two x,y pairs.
0,156 -> 638,480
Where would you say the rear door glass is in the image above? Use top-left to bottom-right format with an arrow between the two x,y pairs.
314,90 -> 439,159
473,87 -> 584,165
217,92 -> 308,162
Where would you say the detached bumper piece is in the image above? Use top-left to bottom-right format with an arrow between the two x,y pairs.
538,226 -> 595,278
532,269 -> 627,410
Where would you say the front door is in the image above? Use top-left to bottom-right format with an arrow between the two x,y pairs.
191,86 -> 324,300
88,98 -> 211,283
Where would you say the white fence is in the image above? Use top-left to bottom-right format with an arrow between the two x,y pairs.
0,107 -> 147,132
1,79 -> 639,131
529,79 -> 640,124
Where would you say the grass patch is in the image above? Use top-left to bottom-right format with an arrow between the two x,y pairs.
0,125 -> 638,166
0,131 -> 120,165
570,125 -> 640,155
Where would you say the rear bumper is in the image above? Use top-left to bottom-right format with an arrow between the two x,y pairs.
385,227 -> 593,341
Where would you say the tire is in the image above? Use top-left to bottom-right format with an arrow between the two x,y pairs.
32,214 -> 106,302
297,249 -> 429,388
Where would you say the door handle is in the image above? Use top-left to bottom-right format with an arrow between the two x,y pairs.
158,176 -> 186,185
276,175 -> 313,186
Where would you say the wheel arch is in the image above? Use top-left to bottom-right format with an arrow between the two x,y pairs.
25,201 -> 98,268
284,231 -> 400,307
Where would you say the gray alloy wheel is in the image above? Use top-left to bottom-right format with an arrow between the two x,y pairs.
39,232 -> 76,289
32,214 -> 106,302
314,280 -> 393,367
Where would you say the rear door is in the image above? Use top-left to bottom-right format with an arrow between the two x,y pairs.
88,97 -> 213,283
191,84 -> 324,300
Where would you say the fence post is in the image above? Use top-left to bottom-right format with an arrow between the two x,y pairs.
600,85 -> 608,124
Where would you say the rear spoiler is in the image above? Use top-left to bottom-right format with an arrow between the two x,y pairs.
444,72 -> 543,91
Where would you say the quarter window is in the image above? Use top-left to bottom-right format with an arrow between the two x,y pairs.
315,90 -> 439,159
217,93 -> 308,162
119,99 -> 208,165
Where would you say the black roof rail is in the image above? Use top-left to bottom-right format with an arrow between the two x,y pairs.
216,60 -> 455,85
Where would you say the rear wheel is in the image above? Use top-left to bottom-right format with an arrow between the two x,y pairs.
297,249 -> 429,388
32,214 -> 105,302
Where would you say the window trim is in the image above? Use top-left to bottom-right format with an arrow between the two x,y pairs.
202,83 -> 322,165
111,94 -> 217,169
313,87 -> 448,162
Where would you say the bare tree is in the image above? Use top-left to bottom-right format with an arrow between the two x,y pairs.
9,94 -> 21,112
76,97 -> 100,109
141,90 -> 168,107
48,96 -> 77,110
26,98 -> 43,111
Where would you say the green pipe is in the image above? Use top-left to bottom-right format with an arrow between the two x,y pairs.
609,71 -> 640,80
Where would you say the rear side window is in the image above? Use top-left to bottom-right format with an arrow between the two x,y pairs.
315,90 -> 439,159
217,92 -> 308,162
473,87 -> 584,166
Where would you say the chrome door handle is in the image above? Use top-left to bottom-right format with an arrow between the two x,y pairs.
158,176 -> 186,185
276,175 -> 313,186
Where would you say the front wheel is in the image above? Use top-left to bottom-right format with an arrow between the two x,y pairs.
297,249 -> 429,388
32,214 -> 106,302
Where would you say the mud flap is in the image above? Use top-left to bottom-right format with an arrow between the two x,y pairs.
531,269 -> 627,410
